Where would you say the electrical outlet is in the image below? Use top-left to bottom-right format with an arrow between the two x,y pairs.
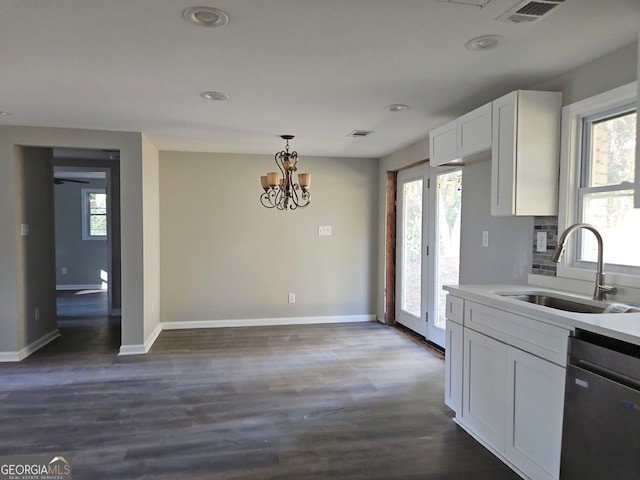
20,224 -> 30,236
319,226 -> 332,236
536,232 -> 548,252
482,231 -> 489,247
288,293 -> 296,304
61,267 -> 67,275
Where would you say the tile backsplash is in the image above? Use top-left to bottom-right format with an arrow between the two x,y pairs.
532,216 -> 558,276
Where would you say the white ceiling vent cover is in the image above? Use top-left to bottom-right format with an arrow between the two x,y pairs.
347,130 -> 374,138
497,0 -> 568,24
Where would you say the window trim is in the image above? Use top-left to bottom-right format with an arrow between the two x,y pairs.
557,81 -> 638,289
81,188 -> 107,241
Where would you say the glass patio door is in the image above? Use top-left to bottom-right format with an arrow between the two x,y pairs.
426,167 -> 462,348
395,164 -> 429,338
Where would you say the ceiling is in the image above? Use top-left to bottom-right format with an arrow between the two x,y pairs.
1,0 -> 638,158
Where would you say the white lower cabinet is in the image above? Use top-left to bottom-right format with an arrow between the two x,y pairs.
444,319 -> 463,415
462,329 -> 508,452
445,295 -> 569,480
506,347 -> 565,480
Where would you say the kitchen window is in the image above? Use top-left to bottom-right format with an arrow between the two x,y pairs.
558,82 -> 638,287
82,188 -> 107,240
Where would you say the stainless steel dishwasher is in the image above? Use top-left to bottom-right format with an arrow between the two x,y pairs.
560,329 -> 640,479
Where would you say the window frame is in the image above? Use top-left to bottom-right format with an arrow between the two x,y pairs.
557,81 -> 638,288
81,188 -> 108,241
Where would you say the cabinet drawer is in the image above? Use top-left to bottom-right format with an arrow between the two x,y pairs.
446,295 -> 464,325
465,301 -> 570,365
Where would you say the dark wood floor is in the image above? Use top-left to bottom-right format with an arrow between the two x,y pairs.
0,313 -> 520,479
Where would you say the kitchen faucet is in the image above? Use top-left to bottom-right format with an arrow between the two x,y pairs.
551,223 -> 617,301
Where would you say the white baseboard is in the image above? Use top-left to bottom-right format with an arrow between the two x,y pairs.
160,314 -> 375,331
0,329 -> 60,362
144,323 -> 162,351
0,351 -> 20,362
118,322 -> 162,356
118,344 -> 147,355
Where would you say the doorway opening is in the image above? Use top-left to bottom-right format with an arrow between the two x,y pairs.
385,162 -> 462,350
52,149 -> 122,353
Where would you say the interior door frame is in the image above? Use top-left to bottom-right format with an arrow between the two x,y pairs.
384,160 -> 429,327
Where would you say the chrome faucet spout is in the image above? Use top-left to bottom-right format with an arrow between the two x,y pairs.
551,223 -> 617,301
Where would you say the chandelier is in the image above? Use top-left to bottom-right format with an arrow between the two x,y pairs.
260,135 -> 311,210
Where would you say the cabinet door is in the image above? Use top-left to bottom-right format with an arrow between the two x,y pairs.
463,329 -> 507,452
491,91 -> 518,216
444,320 -> 463,415
457,103 -> 492,158
506,347 -> 565,480
429,120 -> 458,166
491,90 -> 561,216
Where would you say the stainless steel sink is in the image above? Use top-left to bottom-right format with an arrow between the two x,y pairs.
499,293 -> 640,314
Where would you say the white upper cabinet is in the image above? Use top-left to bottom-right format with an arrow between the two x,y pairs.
429,119 -> 458,166
491,90 -> 562,216
457,103 -> 492,158
429,102 -> 492,167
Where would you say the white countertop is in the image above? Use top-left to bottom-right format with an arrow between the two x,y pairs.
444,284 -> 640,346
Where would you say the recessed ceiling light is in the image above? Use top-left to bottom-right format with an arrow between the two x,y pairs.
184,7 -> 229,27
385,104 -> 410,112
200,91 -> 229,101
465,34 -> 504,51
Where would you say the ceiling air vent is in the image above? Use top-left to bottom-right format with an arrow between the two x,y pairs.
497,0 -> 568,24
347,130 -> 374,138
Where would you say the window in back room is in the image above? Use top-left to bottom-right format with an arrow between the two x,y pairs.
82,188 -> 107,240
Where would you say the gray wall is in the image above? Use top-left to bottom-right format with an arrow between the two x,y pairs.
15,147 -> 57,349
458,158 -> 533,284
54,176 -> 108,287
159,151 -> 379,323
141,134 -> 161,343
533,42 -> 638,107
